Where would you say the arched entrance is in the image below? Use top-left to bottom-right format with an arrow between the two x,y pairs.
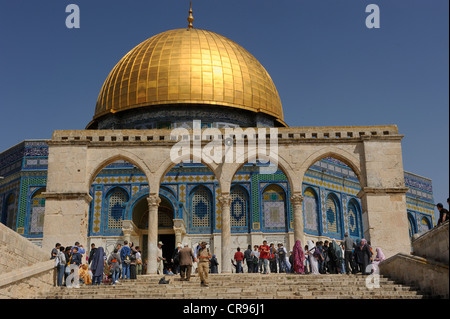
132,195 -> 176,272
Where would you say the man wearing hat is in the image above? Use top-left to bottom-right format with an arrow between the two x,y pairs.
436,202 -> 448,226
157,241 -> 165,275
197,241 -> 211,287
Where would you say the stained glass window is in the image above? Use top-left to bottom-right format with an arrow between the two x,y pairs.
326,194 -> 340,235
303,187 -> 319,234
30,189 -> 45,235
231,187 -> 248,227
192,188 -> 211,228
262,184 -> 286,230
347,200 -> 360,237
419,217 -> 431,234
107,190 -> 128,230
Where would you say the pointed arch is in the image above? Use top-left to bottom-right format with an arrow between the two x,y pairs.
299,147 -> 364,187
87,152 -> 152,189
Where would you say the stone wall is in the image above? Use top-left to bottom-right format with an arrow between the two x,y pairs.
0,223 -> 55,299
380,220 -> 450,298
412,220 -> 449,264
379,253 -> 449,298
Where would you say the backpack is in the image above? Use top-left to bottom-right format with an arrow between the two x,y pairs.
278,247 -> 286,260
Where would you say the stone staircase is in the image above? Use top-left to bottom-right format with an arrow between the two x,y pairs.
37,273 -> 427,299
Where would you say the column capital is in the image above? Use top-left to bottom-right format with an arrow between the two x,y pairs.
147,194 -> 161,207
290,193 -> 304,206
218,194 -> 232,208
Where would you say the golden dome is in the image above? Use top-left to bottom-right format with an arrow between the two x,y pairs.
94,28 -> 285,126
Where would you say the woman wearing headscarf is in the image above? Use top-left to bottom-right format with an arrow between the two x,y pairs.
353,238 -> 361,273
91,246 -> 106,285
371,247 -> 386,273
355,239 -> 372,275
292,240 -> 305,274
306,240 -> 320,275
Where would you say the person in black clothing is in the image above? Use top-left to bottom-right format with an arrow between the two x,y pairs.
209,254 -> 219,273
269,243 -> 278,273
436,202 -> 448,226
88,243 -> 97,264
355,239 -> 372,275
327,241 -> 337,274
244,245 -> 253,273
172,244 -> 182,275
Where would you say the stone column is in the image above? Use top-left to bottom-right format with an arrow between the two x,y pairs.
146,194 -> 160,274
173,219 -> 187,246
291,193 -> 305,246
218,194 -> 232,273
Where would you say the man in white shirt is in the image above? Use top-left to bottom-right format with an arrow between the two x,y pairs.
157,241 -> 165,274
251,245 -> 260,273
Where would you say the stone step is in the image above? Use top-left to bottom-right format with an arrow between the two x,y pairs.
48,286 -> 421,298
51,281 -> 412,291
38,274 -> 426,299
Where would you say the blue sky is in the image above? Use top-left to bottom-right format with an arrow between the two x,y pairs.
0,0 -> 448,213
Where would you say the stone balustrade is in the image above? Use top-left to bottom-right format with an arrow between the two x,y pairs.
0,223 -> 55,299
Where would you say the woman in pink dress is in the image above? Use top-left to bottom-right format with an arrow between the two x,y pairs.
292,240 -> 306,274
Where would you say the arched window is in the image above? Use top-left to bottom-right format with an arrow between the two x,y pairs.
326,193 -> 341,236
419,216 -> 432,234
231,186 -> 249,231
2,193 -> 16,229
107,189 -> 129,230
407,213 -> 416,237
262,184 -> 287,231
29,188 -> 46,235
303,187 -> 320,234
191,187 -> 212,230
347,199 -> 362,238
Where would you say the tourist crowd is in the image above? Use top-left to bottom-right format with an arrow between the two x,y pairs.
231,233 -> 385,276
51,240 -> 144,288
51,232 -> 387,288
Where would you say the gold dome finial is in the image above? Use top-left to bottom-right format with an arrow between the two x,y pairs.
187,0 -> 194,29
